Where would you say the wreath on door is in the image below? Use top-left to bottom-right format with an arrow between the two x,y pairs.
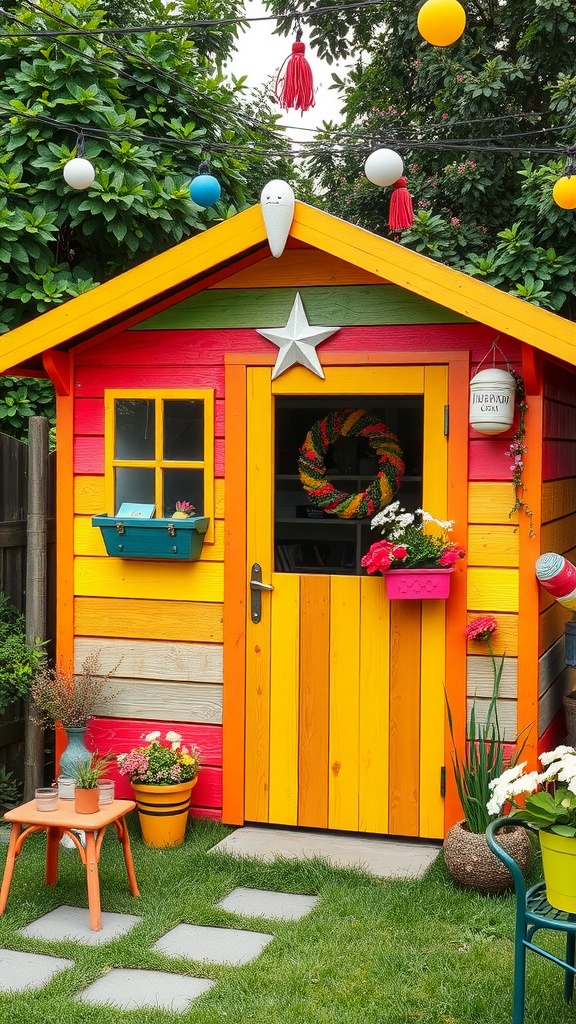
298,409 -> 404,519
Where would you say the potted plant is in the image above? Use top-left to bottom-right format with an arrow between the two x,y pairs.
74,754 -> 114,814
117,731 -> 201,847
361,501 -> 465,598
172,500 -> 196,519
29,651 -> 120,778
487,745 -> 576,912
443,617 -> 532,893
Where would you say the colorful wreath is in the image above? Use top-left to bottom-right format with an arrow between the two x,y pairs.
298,409 -> 405,519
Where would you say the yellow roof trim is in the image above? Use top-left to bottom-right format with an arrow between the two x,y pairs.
1,199 -> 575,374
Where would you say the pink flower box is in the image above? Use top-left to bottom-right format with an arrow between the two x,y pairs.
383,567 -> 453,600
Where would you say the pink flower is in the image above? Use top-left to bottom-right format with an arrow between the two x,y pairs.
361,540 -> 394,574
439,546 -> 464,567
392,544 -> 408,560
466,616 -> 498,641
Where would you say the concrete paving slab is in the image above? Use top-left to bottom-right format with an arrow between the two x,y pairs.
0,948 -> 74,992
217,886 -> 319,921
19,904 -> 142,945
210,827 -> 440,879
76,968 -> 215,1011
153,923 -> 273,965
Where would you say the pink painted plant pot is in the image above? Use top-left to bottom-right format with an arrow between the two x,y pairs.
383,567 -> 453,600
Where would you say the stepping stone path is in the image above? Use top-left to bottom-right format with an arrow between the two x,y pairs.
0,887 -> 319,1011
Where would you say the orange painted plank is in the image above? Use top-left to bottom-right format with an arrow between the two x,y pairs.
222,363 -> 247,825
518,391 -> 543,772
298,575 -> 330,828
74,596 -> 223,643
388,600 -> 421,836
210,248 -> 389,288
55,382 -> 75,774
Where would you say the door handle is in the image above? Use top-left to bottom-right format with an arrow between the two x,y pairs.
250,563 -> 273,623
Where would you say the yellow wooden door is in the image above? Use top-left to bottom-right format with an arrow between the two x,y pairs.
245,364 -> 449,839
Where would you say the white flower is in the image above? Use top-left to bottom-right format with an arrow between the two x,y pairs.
488,762 -> 527,791
166,730 -> 182,743
370,501 -> 401,528
416,509 -> 455,532
171,741 -> 181,751
539,745 -> 575,765
144,730 -> 161,742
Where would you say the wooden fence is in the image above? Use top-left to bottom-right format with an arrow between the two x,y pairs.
0,430 -> 55,780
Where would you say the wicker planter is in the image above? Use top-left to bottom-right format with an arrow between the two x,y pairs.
444,819 -> 532,894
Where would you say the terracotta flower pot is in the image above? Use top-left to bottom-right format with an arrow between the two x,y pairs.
74,787 -> 100,815
444,819 -> 532,894
131,778 -> 197,847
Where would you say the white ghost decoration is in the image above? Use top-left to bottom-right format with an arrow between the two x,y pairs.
260,179 -> 295,258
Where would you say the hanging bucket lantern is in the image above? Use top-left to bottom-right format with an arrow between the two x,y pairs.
189,162 -> 221,207
417,0 -> 466,46
469,367 -> 516,434
364,149 -> 404,188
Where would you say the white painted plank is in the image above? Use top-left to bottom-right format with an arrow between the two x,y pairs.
93,678 -> 222,724
466,655 -> 516,699
539,667 -> 573,738
74,637 -> 223,684
466,697 -> 516,742
539,636 -> 567,697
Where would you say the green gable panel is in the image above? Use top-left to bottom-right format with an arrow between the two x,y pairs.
131,286 -> 471,330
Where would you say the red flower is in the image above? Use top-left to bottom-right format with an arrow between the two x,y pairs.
465,616 -> 498,641
439,545 -> 465,567
392,544 -> 408,560
360,540 -> 394,574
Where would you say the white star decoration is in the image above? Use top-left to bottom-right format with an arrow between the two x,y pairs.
256,293 -> 340,379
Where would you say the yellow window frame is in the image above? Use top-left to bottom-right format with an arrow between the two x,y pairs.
104,388 -> 215,544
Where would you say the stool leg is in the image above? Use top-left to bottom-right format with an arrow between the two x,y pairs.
0,823 -> 20,915
512,937 -> 527,1024
564,932 -> 575,1003
45,827 -> 63,885
84,829 -> 102,931
113,816 -> 140,897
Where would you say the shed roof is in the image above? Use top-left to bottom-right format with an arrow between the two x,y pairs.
1,200 -> 575,374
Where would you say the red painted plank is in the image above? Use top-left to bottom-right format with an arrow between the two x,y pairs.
544,363 -> 576,404
539,707 -> 566,753
75,366 -> 225,398
468,438 -> 512,481
190,806 -> 221,820
543,400 -> 576,440
74,436 -> 225,477
74,396 -> 224,438
543,440 -> 576,482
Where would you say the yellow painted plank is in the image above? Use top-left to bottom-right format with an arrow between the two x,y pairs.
542,513 -> 576,555
420,600 -> 446,839
272,365 -> 424,396
74,475 -> 225,517
359,576 -> 389,834
75,514 -> 225,560
466,613 -> 518,657
210,248 -> 388,288
542,478 -> 576,524
268,574 -> 300,825
468,482 -> 518,525
329,576 -> 360,832
74,596 -> 223,642
74,556 -> 223,602
467,568 -> 519,612
244,367 -> 274,822
467,524 -> 519,567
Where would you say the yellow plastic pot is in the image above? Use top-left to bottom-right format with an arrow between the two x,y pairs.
131,778 -> 197,847
540,828 -> 576,912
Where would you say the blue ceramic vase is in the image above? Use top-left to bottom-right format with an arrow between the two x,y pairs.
59,726 -> 91,778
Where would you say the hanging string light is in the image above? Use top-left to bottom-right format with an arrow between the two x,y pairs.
189,161 -> 221,207
364,148 -> 404,187
553,149 -> 576,210
62,130 -> 95,190
417,0 -> 466,47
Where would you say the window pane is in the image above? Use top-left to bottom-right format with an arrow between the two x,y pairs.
163,400 -> 204,461
115,400 -> 155,460
163,469 -> 204,516
115,467 -> 155,514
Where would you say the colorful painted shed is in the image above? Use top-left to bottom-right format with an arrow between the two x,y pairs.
1,200 -> 576,840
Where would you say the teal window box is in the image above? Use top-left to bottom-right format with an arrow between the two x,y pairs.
92,515 -> 210,560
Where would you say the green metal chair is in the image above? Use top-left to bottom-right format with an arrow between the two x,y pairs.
486,817 -> 576,1024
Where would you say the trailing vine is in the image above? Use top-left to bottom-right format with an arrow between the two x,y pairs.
507,371 -> 535,538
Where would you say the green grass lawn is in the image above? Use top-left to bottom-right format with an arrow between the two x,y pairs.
0,815 -> 573,1024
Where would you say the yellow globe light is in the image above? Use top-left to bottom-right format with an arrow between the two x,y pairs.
552,175 -> 576,210
417,0 -> 466,47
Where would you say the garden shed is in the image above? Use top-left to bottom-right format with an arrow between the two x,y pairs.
1,198 -> 575,840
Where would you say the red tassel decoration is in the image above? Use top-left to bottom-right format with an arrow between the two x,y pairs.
275,30 -> 315,114
388,177 -> 414,231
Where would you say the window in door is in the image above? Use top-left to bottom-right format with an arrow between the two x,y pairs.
274,397 -> 423,574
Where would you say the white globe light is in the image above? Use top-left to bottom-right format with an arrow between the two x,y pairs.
364,149 -> 404,187
63,157 -> 95,190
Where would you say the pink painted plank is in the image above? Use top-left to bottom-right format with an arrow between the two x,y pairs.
74,436 -> 225,476
190,806 -> 221,820
543,399 -> 576,440
544,363 -> 576,404
468,438 -> 512,481
75,366 -> 225,398
77,324 -> 521,365
107,763 -> 221,805
73,397 -> 224,438
543,440 -> 576,482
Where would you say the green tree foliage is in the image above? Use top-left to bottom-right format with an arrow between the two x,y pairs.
0,377 -> 55,441
0,592 -> 45,713
266,0 -> 576,315
0,0 -> 290,334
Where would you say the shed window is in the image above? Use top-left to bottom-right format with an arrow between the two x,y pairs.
105,390 -> 214,535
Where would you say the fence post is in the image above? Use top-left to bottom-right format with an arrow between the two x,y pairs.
23,417 -> 48,800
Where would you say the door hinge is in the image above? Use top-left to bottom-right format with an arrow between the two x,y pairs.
440,766 -> 446,797
443,405 -> 449,436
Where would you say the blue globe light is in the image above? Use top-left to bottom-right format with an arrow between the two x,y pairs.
189,173 -> 221,207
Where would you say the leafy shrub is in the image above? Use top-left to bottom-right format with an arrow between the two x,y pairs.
0,764 -> 22,808
0,593 -> 45,713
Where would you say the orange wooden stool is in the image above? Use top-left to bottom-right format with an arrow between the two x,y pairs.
0,798 -> 140,931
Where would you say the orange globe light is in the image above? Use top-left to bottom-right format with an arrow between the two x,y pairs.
552,175 -> 576,210
417,0 -> 466,47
